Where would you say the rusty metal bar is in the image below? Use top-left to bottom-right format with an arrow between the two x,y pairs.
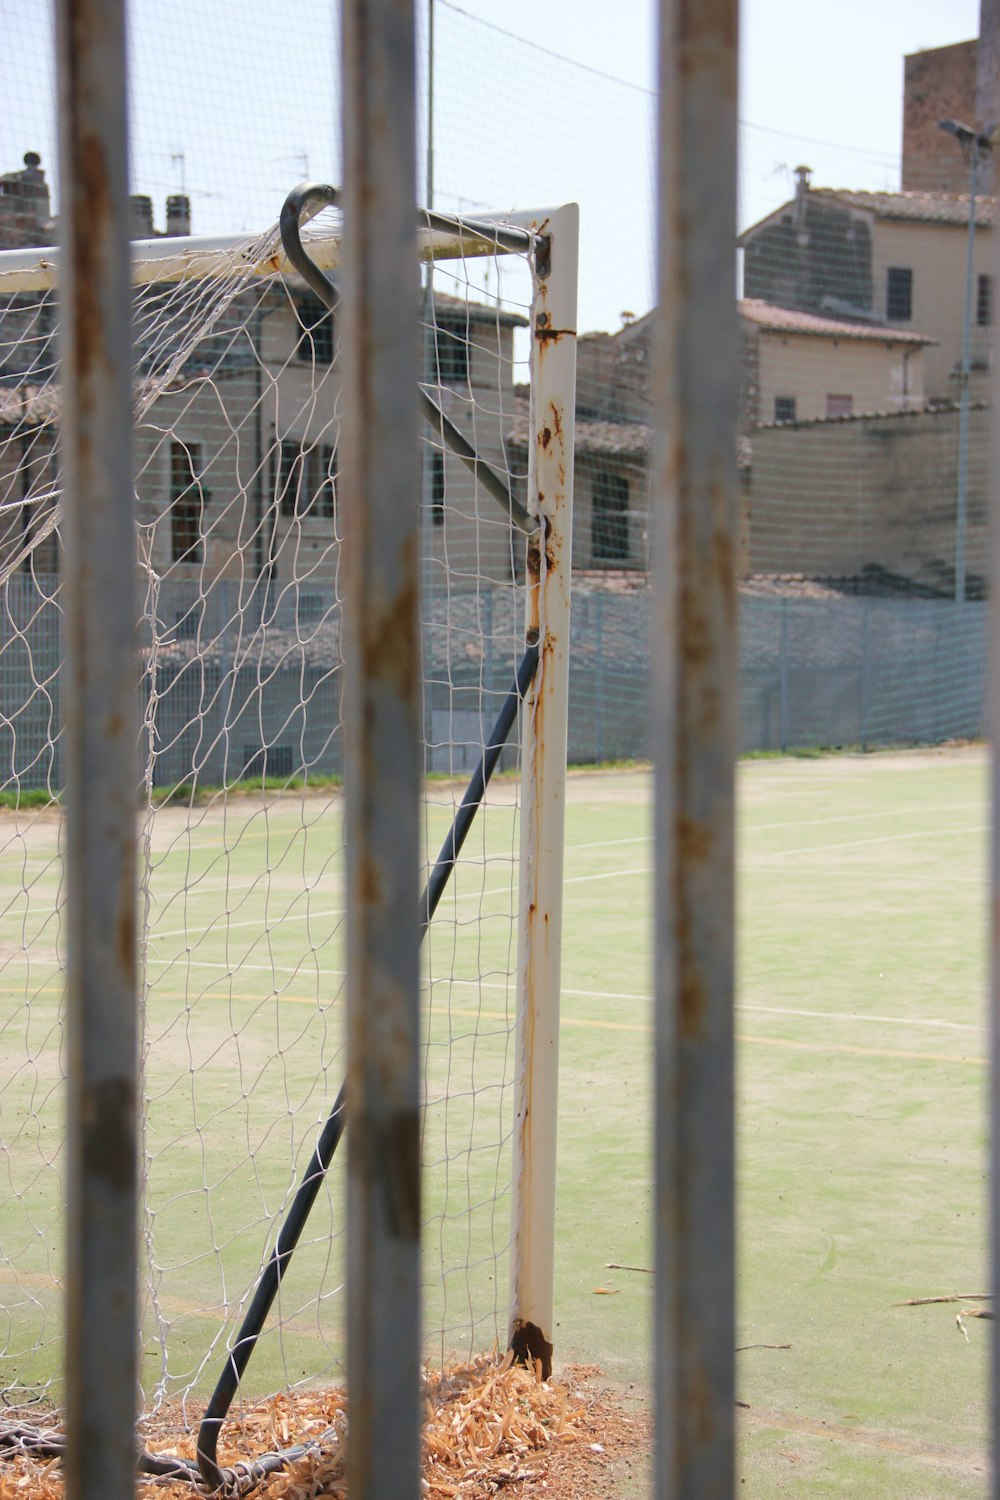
508,204 -> 578,1379
55,2 -> 138,1498
341,2 -> 421,1498
991,111 -> 1000,1500
653,2 -> 739,1496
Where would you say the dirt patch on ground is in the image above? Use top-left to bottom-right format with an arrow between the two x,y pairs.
0,1361 -> 650,1499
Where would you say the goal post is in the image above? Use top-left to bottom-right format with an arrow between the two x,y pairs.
509,202 -> 578,1379
0,190 -> 578,1454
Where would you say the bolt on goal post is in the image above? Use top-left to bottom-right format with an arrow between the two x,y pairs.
0,194 -> 577,1420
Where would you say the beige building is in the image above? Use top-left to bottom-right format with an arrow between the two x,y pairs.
742,298 -> 932,424
0,150 -> 528,596
131,286 -> 526,600
741,172 -> 994,406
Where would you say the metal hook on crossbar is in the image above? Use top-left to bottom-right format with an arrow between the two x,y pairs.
278,182 -> 539,538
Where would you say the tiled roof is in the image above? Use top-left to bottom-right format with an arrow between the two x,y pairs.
740,298 -> 935,345
812,187 -> 994,228
428,288 -> 529,328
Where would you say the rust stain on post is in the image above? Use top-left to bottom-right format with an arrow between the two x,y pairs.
509,1319 -> 553,1381
384,1108 -> 421,1241
74,133 -> 112,377
364,540 -> 419,694
81,1078 -> 136,1193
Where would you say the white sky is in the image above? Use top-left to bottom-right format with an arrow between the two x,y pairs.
1,0 -> 987,335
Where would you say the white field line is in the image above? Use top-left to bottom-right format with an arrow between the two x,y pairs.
0,804 -> 980,891
748,823 -> 986,861
0,967 -> 981,1041
564,801 -> 982,855
58,816 -> 996,948
135,960 -> 986,1038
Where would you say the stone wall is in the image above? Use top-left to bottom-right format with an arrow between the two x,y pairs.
746,403 -> 989,594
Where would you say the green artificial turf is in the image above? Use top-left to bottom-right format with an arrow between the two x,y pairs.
0,749 -> 990,1494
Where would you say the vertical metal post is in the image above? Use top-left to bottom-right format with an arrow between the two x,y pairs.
341,3 -> 421,1498
56,2 -> 138,1497
508,204 -> 578,1379
653,2 -> 738,1496
779,597 -> 789,753
990,78 -> 1000,1499
860,597 -> 870,751
956,141 -> 980,605
595,590 -> 605,764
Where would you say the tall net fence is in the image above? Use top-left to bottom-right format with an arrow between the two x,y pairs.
0,206 -> 546,1415
4,7 -> 988,767
0,0 -> 994,1453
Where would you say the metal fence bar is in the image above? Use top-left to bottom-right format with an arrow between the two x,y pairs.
990,115 -> 1000,1500
341,2 -> 421,1498
508,203 -> 578,1378
56,2 -> 138,1497
653,2 -> 739,1496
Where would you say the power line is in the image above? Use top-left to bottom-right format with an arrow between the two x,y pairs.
436,0 -> 654,96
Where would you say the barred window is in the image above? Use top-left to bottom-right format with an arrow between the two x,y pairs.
295,295 -> 334,365
434,317 -> 469,384
886,267 -> 912,322
170,440 -> 205,564
592,469 -> 630,562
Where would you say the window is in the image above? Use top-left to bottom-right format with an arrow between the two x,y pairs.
825,393 -> 853,418
170,440 -> 204,564
277,440 -> 336,519
886,266 -> 912,322
429,451 -> 445,526
295,296 -> 334,365
318,444 -> 336,519
978,273 -> 993,327
592,469 -> 630,562
433,317 -> 469,384
773,395 -> 796,423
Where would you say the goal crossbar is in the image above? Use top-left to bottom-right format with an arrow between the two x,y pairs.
0,204 -> 543,296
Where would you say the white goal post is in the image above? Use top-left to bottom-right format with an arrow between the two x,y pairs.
0,193 -> 576,1437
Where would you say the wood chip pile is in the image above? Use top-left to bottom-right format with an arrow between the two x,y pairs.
0,1357 -> 647,1499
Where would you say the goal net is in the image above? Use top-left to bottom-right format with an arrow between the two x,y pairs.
0,196 -> 570,1436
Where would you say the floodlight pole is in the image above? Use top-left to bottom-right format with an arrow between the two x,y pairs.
938,117 -> 993,603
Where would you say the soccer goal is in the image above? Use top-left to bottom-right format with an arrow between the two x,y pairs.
0,191 -> 577,1475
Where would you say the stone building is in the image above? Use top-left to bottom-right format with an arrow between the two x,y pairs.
739,167 -> 993,406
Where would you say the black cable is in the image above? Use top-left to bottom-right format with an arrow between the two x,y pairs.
193,640 -> 540,1491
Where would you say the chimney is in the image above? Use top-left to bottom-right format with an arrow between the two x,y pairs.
19,152 -> 50,218
0,152 -> 53,248
793,165 -> 811,241
129,194 -> 154,239
166,194 -> 191,237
